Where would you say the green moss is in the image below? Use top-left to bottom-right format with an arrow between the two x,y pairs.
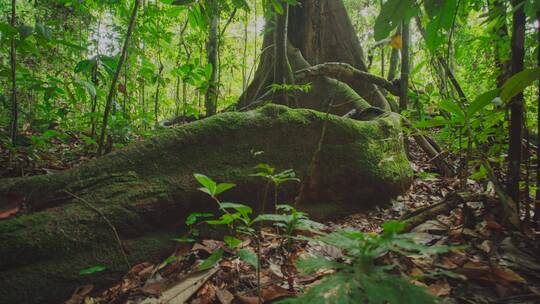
0,104 -> 412,304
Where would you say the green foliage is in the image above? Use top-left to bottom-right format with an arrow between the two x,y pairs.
194,173 -> 236,197
251,164 -> 300,186
424,0 -> 458,52
374,0 -> 417,41
79,265 -> 106,275
279,221 -> 449,304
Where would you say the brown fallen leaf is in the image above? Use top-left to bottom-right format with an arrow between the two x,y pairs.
437,256 -> 458,270
140,268 -> 218,304
492,267 -> 526,283
261,284 -> 295,301
65,285 -> 93,304
216,289 -> 234,304
128,262 -> 153,275
141,281 -> 164,296
0,195 -> 22,219
428,280 -> 451,296
236,294 -> 259,304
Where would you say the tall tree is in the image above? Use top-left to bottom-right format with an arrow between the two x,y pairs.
506,0 -> 526,211
239,0 -> 391,112
273,2 -> 293,104
97,0 -> 141,156
534,11 -> 540,224
9,0 -> 17,145
488,0 -> 511,88
205,0 -> 219,116
399,20 -> 410,112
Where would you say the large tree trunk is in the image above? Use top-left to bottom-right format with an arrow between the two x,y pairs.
0,105 -> 411,304
238,0 -> 390,112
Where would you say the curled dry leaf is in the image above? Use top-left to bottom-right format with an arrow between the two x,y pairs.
492,267 -> 526,283
428,280 -> 451,296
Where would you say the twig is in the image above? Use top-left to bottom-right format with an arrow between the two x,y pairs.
64,191 -> 131,269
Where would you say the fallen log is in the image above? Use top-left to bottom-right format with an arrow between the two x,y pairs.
0,104 -> 412,303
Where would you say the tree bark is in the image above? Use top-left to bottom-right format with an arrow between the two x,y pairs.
0,105 -> 412,304
506,0 -> 525,210
205,0 -> 219,116
238,0 -> 391,111
9,0 -> 17,145
534,11 -> 540,225
399,20 -> 410,112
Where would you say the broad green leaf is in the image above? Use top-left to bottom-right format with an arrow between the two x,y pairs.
500,68 -> 540,103
164,255 -> 177,264
525,0 -> 540,18
206,213 -> 238,225
224,235 -> 242,248
467,88 -> 500,116
0,23 -> 17,36
215,183 -> 235,195
413,116 -> 450,129
199,248 -> 223,270
374,0 -> 417,41
173,237 -> 196,243
219,202 -> 252,216
75,79 -> 97,98
439,99 -> 464,121
238,248 -> 259,269
204,63 -> 213,80
424,0 -> 457,51
194,173 -> 217,196
297,257 -> 343,275
18,25 -> 34,40
186,212 -> 213,226
382,220 -> 406,234
74,59 -> 95,74
79,265 -> 106,275
270,0 -> 284,14
35,22 -> 51,40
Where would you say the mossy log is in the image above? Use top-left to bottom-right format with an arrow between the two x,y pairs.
0,105 -> 411,303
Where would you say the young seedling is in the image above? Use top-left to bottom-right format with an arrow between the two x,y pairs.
278,221 -> 452,304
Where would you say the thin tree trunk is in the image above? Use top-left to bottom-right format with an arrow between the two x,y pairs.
154,0 -> 162,128
379,0 -> 385,77
205,0 -> 219,116
387,47 -> 399,81
242,9 -> 248,98
90,18 -> 102,139
9,0 -> 17,145
97,0 -> 140,156
506,0 -> 525,212
489,0 -> 511,88
154,63 -> 163,128
535,10 -> 540,224
90,63 -> 99,138
399,20 -> 410,112
274,4 -> 293,105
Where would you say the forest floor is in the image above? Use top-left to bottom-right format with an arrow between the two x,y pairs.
2,130 -> 540,304
62,142 -> 540,304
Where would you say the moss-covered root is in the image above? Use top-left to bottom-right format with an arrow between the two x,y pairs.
0,104 -> 412,304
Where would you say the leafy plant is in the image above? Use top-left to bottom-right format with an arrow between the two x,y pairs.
251,163 -> 300,213
279,221 -> 450,304
255,204 -> 322,248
